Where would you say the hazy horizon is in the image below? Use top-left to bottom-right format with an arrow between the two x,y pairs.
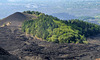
0,0 -> 100,19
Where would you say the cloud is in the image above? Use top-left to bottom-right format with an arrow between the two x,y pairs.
25,4 -> 38,8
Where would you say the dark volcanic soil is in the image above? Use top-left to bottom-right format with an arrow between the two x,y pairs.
0,12 -> 37,26
0,26 -> 99,60
0,46 -> 20,60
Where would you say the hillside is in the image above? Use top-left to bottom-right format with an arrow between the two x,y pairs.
0,11 -> 100,60
22,11 -> 100,44
0,27 -> 99,60
0,12 -> 37,27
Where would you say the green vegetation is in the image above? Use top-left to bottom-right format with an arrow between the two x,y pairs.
23,11 -> 41,16
22,11 -> 100,44
66,20 -> 100,37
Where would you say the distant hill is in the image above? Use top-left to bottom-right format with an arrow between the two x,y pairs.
0,12 -> 37,27
52,13 -> 77,20
78,16 -> 100,25
78,16 -> 95,20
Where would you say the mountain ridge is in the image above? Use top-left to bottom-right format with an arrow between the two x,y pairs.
0,12 -> 37,27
